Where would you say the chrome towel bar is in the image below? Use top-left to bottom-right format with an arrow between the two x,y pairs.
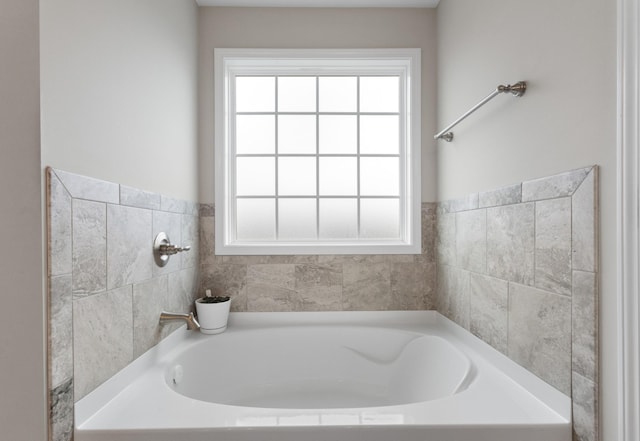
434,81 -> 527,142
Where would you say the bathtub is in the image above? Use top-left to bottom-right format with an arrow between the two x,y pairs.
75,311 -> 571,441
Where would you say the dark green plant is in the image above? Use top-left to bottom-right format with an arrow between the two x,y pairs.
198,295 -> 230,304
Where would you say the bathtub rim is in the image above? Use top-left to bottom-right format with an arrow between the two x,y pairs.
75,310 -> 571,429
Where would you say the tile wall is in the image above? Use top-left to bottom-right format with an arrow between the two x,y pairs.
198,203 -> 437,313
47,166 -> 599,441
435,166 -> 599,441
47,168 -> 200,441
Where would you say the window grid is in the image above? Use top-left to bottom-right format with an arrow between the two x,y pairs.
315,76 -> 320,240
356,76 -> 361,239
274,76 -> 279,239
233,74 -> 402,241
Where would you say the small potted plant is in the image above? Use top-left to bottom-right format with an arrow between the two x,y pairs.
195,290 -> 231,334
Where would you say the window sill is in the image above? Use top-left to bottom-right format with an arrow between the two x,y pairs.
215,241 -> 421,256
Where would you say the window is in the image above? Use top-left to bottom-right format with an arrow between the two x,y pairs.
215,49 -> 421,255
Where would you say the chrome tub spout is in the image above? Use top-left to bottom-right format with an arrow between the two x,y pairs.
160,311 -> 200,330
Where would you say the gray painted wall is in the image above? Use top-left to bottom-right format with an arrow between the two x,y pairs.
40,0 -> 199,202
0,0 -> 47,439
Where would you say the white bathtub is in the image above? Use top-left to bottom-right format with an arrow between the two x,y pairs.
75,311 -> 571,441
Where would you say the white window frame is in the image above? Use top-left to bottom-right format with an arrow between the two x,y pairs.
214,48 -> 421,255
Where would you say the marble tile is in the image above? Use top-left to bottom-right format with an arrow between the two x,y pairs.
152,210 -> 182,276
521,166 -> 591,202
387,255 -> 417,263
54,168 -> 119,204
160,195 -> 187,213
200,215 -> 216,266
120,185 -> 161,210
419,204 -> 437,264
535,197 -> 572,250
167,267 -> 198,314
48,169 -> 72,276
508,283 -> 571,394
247,264 -> 297,311
478,184 -> 522,208
456,209 -> 486,273
226,255 -> 319,264
106,204 -> 153,290
72,199 -> 107,297
469,273 -> 508,353
133,275 -> 169,358
318,254 -> 413,264
424,262 -> 436,310
185,201 -> 200,216
49,275 -> 73,388
573,271 -> 598,381
572,372 -> 598,441
487,203 -> 535,285
50,377 -> 73,441
438,193 -> 479,214
319,255 -> 384,264
436,212 -> 456,266
391,263 -> 428,310
435,264 -> 452,318
181,214 -> 199,269
294,264 -> 342,311
450,268 -> 470,329
199,203 -> 215,217
535,198 -> 572,296
436,264 -> 470,328
73,285 -> 133,400
421,202 -> 437,216
342,263 -> 392,311
200,264 -> 248,312
573,168 -> 598,272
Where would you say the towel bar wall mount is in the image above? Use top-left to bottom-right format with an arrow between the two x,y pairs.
434,81 -> 527,142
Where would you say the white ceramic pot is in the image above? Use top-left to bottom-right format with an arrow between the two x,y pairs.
195,298 -> 231,334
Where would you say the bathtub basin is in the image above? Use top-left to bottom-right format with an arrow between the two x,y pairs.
169,326 -> 472,409
75,311 -> 571,441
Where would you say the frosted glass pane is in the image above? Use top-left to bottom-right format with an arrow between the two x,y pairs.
360,115 -> 399,154
319,199 -> 357,239
278,157 -> 316,196
236,77 -> 275,112
319,157 -> 357,196
236,157 -> 275,196
237,199 -> 275,240
360,77 -> 399,113
360,157 -> 399,196
278,115 -> 316,154
278,199 -> 317,240
319,115 -> 357,154
319,77 -> 357,112
360,199 -> 400,239
236,115 -> 275,154
278,77 -> 316,112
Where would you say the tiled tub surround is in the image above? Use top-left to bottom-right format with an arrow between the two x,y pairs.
46,165 -> 598,441
47,168 -> 200,441
198,203 -> 437,313
436,166 -> 598,441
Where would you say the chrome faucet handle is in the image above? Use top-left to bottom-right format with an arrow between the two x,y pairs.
153,232 -> 190,267
159,243 -> 191,255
